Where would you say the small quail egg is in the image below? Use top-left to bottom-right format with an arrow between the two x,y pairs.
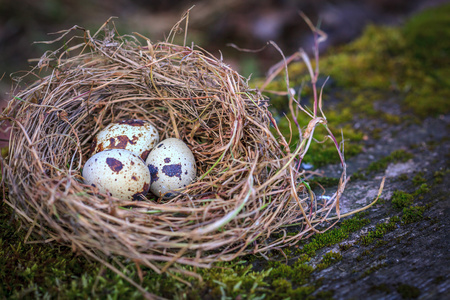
146,138 -> 196,199
91,119 -> 159,160
83,149 -> 150,201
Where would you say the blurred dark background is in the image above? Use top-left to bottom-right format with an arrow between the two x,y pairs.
0,0 -> 447,92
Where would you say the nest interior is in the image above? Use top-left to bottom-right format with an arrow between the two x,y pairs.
0,21 -> 341,272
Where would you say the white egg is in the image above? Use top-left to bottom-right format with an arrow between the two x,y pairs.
83,149 -> 150,201
146,138 -> 196,199
91,119 -> 159,160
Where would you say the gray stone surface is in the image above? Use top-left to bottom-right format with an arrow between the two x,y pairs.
308,114 -> 450,299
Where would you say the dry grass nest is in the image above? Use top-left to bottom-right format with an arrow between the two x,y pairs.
0,19 -> 348,275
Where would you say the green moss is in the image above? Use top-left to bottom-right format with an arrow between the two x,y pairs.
390,150 -> 415,162
269,261 -> 295,280
374,240 -> 388,248
299,215 -> 370,257
375,198 -> 387,206
381,113 -> 402,125
412,173 -> 426,186
196,263 -> 274,299
402,3 -> 450,119
313,25 -> 403,90
280,4 -> 450,120
361,262 -> 388,278
340,5 -> 450,118
433,168 -> 449,184
398,174 -> 409,181
367,149 -> 414,172
351,171 -> 367,181
433,170 -> 445,184
391,190 -> 414,209
371,128 -> 382,140
271,278 -> 291,292
402,206 -> 425,224
274,111 -> 363,167
264,262 -> 314,298
286,285 -> 317,299
413,183 -> 430,196
397,284 -> 421,299
261,214 -> 372,297
291,263 -> 315,284
0,169 -> 371,299
282,247 -> 293,256
403,5 -> 450,68
270,278 -> 293,298
267,278 -> 317,300
308,290 -> 335,300
339,243 -> 352,252
404,88 -> 450,119
316,251 -> 343,270
359,216 -> 400,246
0,176 -> 431,300
264,5 -> 450,180
0,203 -> 111,299
391,182 -> 430,213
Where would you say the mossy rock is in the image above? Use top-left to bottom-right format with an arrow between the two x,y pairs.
263,4 -> 450,168
266,4 -> 450,145
403,4 -> 450,70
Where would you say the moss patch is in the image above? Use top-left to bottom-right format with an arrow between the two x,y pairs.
402,5 -> 450,118
391,190 -> 414,209
265,4 -> 450,164
0,203 -> 105,299
316,251 -> 343,270
402,206 -> 425,224
274,109 -> 363,167
0,177 -> 434,300
359,216 -> 400,246
433,169 -> 449,184
361,262 -> 388,278
322,4 -> 450,118
412,173 -> 426,186
368,149 -> 414,172
298,214 -> 371,257
397,283 -> 421,299
0,200 -> 376,300
413,183 -> 430,197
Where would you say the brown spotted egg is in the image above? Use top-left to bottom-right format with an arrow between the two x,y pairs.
91,119 -> 159,161
146,138 -> 196,199
83,149 -> 150,201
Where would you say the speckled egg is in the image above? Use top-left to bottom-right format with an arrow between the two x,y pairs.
91,119 -> 159,160
145,138 -> 196,199
83,149 -> 150,201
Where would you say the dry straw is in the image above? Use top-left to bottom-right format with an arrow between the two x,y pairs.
0,13 -> 365,293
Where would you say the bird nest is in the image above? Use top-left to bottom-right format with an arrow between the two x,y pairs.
0,18 -> 348,279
